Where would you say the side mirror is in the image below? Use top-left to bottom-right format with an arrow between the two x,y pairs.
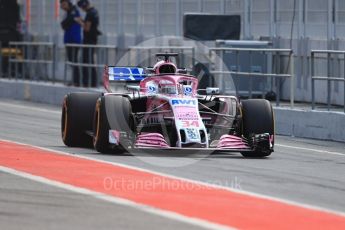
177,68 -> 188,74
145,67 -> 155,73
206,87 -> 220,95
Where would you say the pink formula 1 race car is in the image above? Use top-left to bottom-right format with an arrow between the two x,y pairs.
61,53 -> 274,158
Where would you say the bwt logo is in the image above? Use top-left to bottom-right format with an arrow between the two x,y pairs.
171,99 -> 197,106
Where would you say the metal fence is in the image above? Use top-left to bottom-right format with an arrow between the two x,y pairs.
311,50 -> 345,112
64,44 -> 117,87
14,0 -> 345,107
12,41 -> 345,113
7,41 -> 56,82
1,42 -> 298,108
21,0 -> 345,41
209,47 -> 294,108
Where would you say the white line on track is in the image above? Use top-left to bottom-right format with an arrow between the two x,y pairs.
276,144 -> 344,156
0,166 -> 235,230
0,101 -> 60,115
1,138 -> 345,219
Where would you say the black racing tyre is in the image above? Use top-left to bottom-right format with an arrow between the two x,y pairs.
61,92 -> 101,147
93,96 -> 132,153
240,99 -> 274,158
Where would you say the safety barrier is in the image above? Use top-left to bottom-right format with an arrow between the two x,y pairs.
64,44 -> 117,87
127,46 -> 195,71
7,42 -> 56,82
208,47 -> 294,108
311,50 -> 345,113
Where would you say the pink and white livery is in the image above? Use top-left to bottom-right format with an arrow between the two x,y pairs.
61,53 -> 275,158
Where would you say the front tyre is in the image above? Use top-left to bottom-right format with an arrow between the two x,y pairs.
240,99 -> 274,158
61,92 -> 101,147
93,96 -> 132,154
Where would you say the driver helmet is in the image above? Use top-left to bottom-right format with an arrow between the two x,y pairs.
153,61 -> 177,74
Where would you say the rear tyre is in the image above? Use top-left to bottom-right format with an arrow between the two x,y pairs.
61,92 -> 101,147
240,99 -> 274,158
93,96 -> 132,154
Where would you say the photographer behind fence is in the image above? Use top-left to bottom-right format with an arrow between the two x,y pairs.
60,0 -> 82,86
75,0 -> 101,87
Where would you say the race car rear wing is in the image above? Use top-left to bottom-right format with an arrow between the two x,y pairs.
102,65 -> 189,93
103,66 -> 148,92
107,66 -> 147,81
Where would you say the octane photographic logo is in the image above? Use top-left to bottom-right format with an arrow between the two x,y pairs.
103,176 -> 242,192
106,36 -> 234,168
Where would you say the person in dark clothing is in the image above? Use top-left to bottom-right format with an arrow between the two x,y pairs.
60,0 -> 82,86
0,0 -> 21,44
0,0 -> 22,77
76,0 -> 101,87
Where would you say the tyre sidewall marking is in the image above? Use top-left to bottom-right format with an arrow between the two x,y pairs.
93,100 -> 101,146
62,96 -> 68,142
